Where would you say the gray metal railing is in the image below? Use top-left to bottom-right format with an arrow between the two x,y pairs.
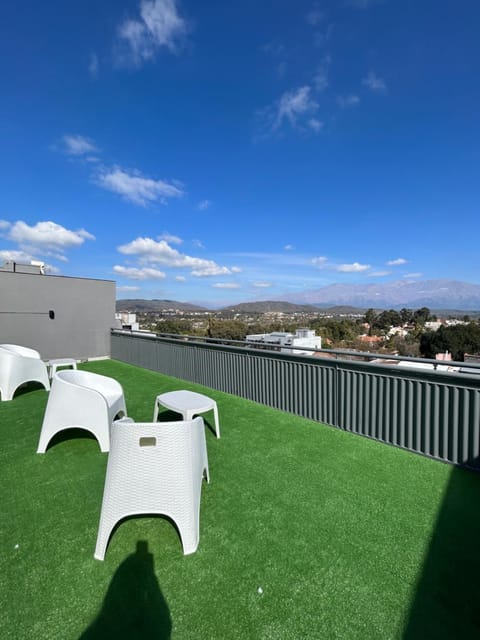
111,329 -> 480,470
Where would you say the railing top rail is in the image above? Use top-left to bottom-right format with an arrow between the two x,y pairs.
110,328 -> 480,375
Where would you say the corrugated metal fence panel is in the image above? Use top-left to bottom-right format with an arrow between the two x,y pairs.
111,332 -> 480,469
337,363 -> 480,467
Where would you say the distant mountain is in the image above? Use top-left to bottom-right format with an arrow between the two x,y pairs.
116,280 -> 480,316
219,300 -> 321,314
116,299 -> 208,312
286,279 -> 480,311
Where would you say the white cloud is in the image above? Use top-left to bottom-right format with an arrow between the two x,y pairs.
231,266 -> 242,273
403,272 -> 423,279
337,94 -> 360,108
274,86 -> 319,131
175,275 -> 186,282
213,283 -> 241,289
96,166 -> 184,206
337,262 -> 370,272
159,231 -> 182,244
313,256 -> 370,272
0,249 -> 34,263
362,71 -> 387,92
117,236 -> 233,277
253,281 -> 272,288
192,239 -> 205,249
5,221 -> 94,261
192,265 -> 231,277
44,264 -> 61,274
117,285 -> 141,292
117,0 -> 188,67
284,244 -> 295,251
387,257 -> 407,266
370,270 -> 391,277
62,134 -> 99,156
9,220 -> 94,248
0,220 -> 93,267
113,265 -> 166,280
198,199 -> 211,210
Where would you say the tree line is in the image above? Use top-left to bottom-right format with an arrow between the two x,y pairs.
149,308 -> 480,361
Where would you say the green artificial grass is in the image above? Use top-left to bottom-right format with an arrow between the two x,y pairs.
1,359 -> 480,639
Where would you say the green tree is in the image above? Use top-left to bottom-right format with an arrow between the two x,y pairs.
413,307 -> 431,326
400,308 -> 413,325
208,320 -> 248,341
155,319 -> 192,335
419,323 -> 480,361
375,309 -> 402,331
310,319 -> 362,348
364,309 -> 377,336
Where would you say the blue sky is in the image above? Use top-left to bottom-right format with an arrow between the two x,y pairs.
1,0 -> 479,307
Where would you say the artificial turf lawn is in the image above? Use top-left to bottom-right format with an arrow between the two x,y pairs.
1,359 -> 480,639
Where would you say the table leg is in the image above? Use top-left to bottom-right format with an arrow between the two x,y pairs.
213,403 -> 220,438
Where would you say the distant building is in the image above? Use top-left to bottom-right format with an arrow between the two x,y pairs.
387,326 -> 408,337
358,335 -> 384,348
425,321 -> 443,331
115,312 -> 139,331
435,351 -> 452,361
246,328 -> 322,355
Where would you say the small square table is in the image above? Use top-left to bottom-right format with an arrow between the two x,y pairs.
47,358 -> 77,380
153,390 -> 220,438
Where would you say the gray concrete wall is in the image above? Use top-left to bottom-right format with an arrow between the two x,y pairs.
0,271 -> 115,359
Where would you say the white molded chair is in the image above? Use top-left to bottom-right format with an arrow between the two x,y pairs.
0,344 -> 50,401
94,416 -> 209,561
37,369 -> 127,453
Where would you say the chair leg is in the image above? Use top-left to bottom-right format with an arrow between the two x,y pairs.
176,514 -> 200,555
94,515 -> 118,561
37,428 -> 52,453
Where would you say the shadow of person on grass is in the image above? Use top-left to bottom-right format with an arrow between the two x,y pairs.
80,541 -> 172,639
402,456 -> 480,639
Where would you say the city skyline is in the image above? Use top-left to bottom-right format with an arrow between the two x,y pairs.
1,0 -> 479,306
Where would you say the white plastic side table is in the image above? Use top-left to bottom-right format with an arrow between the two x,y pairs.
153,390 -> 220,438
47,358 -> 77,380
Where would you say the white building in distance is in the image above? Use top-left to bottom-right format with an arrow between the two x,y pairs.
246,328 -> 322,355
115,312 -> 139,331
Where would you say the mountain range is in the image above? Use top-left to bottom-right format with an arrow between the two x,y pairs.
284,279 -> 480,311
116,299 -> 208,312
116,279 -> 480,313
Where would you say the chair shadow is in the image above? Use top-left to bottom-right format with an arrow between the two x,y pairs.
402,456 -> 480,638
80,541 -> 172,640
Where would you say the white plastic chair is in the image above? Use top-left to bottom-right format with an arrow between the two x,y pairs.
37,369 -> 127,453
94,416 -> 209,560
0,344 -> 50,401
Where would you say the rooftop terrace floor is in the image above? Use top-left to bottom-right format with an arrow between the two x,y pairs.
1,359 -> 480,639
